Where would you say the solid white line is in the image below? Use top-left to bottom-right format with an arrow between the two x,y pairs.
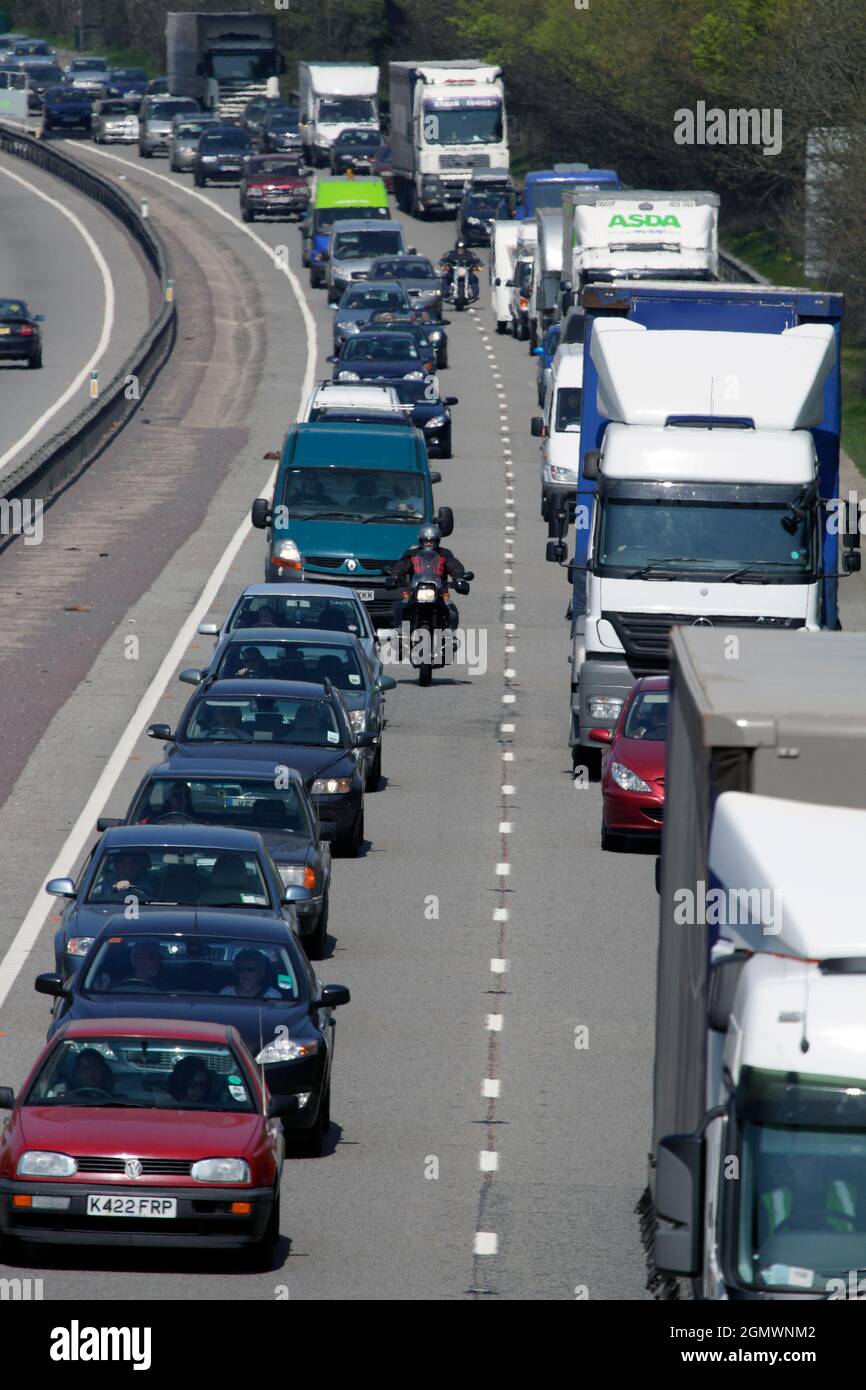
0,163 -> 116,475
498,822 -> 512,834
0,152 -> 317,1011
493,907 -> 509,921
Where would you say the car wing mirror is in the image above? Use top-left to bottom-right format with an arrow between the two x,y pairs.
197,621 -> 219,636
35,972 -> 67,999
147,722 -> 173,740
46,877 -> 77,898
96,817 -> 123,832
313,983 -> 350,1009
377,674 -> 397,691
0,1087 -> 14,1110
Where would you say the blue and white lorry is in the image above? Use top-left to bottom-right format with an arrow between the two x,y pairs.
515,164 -> 620,221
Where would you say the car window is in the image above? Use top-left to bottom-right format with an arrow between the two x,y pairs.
183,695 -> 346,747
85,846 -> 272,907
279,466 -> 424,522
344,288 -> 407,310
232,594 -> 366,638
344,334 -> 419,360
333,230 -> 403,259
217,639 -> 367,692
150,99 -> 197,119
623,690 -> 669,741
82,936 -> 303,1002
200,130 -> 251,151
132,776 -> 313,836
25,1037 -> 258,1111
555,387 -> 582,432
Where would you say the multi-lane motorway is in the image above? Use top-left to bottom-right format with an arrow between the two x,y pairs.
0,131 -> 862,1301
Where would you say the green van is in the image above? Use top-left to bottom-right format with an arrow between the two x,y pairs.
302,177 -> 389,287
251,422 -> 454,629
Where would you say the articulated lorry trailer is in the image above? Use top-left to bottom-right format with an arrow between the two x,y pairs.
297,63 -> 380,167
648,627 -> 866,1300
166,12 -> 283,118
561,190 -> 719,309
553,280 -> 851,764
389,61 -> 509,217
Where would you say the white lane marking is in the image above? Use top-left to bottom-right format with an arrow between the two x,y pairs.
485,1014 -> 504,1032
495,862 -> 510,876
0,154 -> 317,1011
502,751 -> 514,761
501,782 -> 516,794
500,723 -> 515,733
482,1078 -> 501,1099
490,957 -> 508,972
479,1151 -> 499,1173
493,907 -> 509,921
498,822 -> 512,834
0,162 -> 116,474
474,1232 -> 498,1256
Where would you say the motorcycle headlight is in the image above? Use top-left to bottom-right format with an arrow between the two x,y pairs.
311,776 -> 352,795
427,329 -> 443,342
610,761 -> 652,794
278,864 -> 317,890
18,1151 -> 77,1177
404,370 -> 425,379
274,538 -> 302,569
191,1158 -> 250,1183
256,1036 -> 319,1064
337,371 -> 360,381
466,216 -> 480,224
348,708 -> 367,734
424,415 -> 447,429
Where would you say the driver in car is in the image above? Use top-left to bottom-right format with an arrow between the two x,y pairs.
70,1049 -> 115,1094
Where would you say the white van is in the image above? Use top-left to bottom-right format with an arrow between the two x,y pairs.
299,381 -> 402,421
489,220 -> 520,334
509,220 -> 538,340
530,347 -> 583,519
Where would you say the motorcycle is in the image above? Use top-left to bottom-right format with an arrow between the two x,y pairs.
386,555 -> 474,685
439,259 -> 480,312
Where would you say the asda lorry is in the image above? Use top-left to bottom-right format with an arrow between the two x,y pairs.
649,627 -> 866,1300
554,280 -> 850,764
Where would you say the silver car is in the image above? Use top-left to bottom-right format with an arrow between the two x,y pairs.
368,255 -> 445,320
138,94 -> 199,157
91,97 -> 139,144
198,583 -> 384,678
169,112 -> 220,171
325,219 -> 408,306
64,56 -> 109,93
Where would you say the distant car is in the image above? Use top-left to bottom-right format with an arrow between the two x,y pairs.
0,35 -> 29,55
149,680 -> 370,857
0,1018 -> 288,1264
44,823 -> 301,979
239,154 -> 309,222
90,96 -> 140,144
240,95 -> 294,146
41,86 -> 93,135
144,75 -> 169,96
198,581 -> 385,678
113,760 -> 333,959
181,627 -> 395,791
371,142 -> 393,192
259,109 -> 302,154
368,311 -> 448,370
138,94 -> 199,157
374,375 -> 457,458
13,39 -> 53,57
599,676 -> 669,850
330,329 -> 433,382
331,281 -> 411,351
106,66 -> 148,99
167,111 -> 220,169
368,254 -> 444,319
63,55 -> 110,94
0,298 -> 43,369
456,184 -> 515,247
19,60 -> 63,109
536,323 -> 560,406
329,127 -> 381,175
193,125 -> 253,185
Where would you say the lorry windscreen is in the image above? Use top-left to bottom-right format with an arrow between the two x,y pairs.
596,494 -> 814,578
210,52 -> 276,82
319,98 -> 376,123
423,104 -> 503,146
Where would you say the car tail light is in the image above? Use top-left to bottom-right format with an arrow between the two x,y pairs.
18,324 -> 34,336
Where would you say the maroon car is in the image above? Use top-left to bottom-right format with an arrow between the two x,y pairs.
0,1018 -> 288,1267
371,142 -> 394,193
594,675 -> 669,849
239,154 -> 310,222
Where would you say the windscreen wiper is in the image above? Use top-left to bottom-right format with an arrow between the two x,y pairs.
720,565 -> 791,582
298,511 -> 364,521
362,512 -> 423,523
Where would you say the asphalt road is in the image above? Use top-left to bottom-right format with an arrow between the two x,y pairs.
0,134 -> 862,1301
0,145 -> 154,478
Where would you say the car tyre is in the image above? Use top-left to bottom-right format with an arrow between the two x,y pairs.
541,491 -> 549,521
439,433 -> 453,460
28,350 -> 42,370
365,743 -> 382,792
286,1085 -> 329,1157
140,145 -> 151,159
335,810 -> 363,857
241,1189 -> 280,1270
241,206 -> 254,222
193,171 -> 204,186
304,894 -> 329,960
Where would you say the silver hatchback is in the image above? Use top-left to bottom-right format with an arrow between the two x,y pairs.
91,97 -> 139,144
138,94 -> 199,157
169,112 -> 220,171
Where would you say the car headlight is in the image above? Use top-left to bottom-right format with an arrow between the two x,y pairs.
256,1036 -> 319,1064
430,288 -> 442,296
191,1157 -> 250,1183
18,1151 -> 77,1177
427,329 -> 443,342
66,936 -> 95,957
547,464 -> 579,484
587,696 -> 623,721
424,415 -> 447,429
610,761 -> 652,794
404,370 -> 425,379
247,187 -> 264,196
201,155 -> 219,162
337,371 -> 360,381
273,538 -> 303,571
311,776 -> 352,795
466,216 -> 481,224
336,320 -> 359,333
278,864 -> 317,890
347,708 -> 367,734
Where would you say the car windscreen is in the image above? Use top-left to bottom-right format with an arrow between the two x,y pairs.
343,333 -> 419,360
371,258 -> 436,280
622,690 -> 669,741
25,1036 -> 258,1111
0,300 -> 28,319
131,776 -> 313,837
85,846 -> 272,908
333,230 -> 403,260
82,936 -> 303,1002
336,129 -> 380,146
71,58 -> 108,71
176,121 -> 212,137
318,97 -> 375,122
100,99 -> 136,114
200,130 -> 251,151
265,113 -> 300,130
279,466 -> 424,522
232,593 -> 366,638
47,88 -> 88,102
250,158 -> 302,177
111,68 -> 146,81
183,695 -> 346,748
26,65 -> 62,82
343,287 -> 407,311
216,639 -> 367,693
150,100 -> 198,119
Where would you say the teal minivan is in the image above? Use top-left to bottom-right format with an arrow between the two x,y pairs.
251,422 -> 454,628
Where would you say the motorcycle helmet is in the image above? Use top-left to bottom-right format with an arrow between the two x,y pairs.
455,239 -> 466,253
418,522 -> 441,548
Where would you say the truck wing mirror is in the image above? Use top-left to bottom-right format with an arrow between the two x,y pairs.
707,953 -> 750,1032
582,449 -> 601,481
654,1134 -> 703,1276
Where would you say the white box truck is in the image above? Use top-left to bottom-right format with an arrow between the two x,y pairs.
389,61 -> 509,218
530,206 -> 563,347
489,219 -> 520,334
297,63 -> 380,167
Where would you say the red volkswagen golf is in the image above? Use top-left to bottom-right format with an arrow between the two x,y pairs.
594,675 -> 669,850
0,1018 -> 288,1267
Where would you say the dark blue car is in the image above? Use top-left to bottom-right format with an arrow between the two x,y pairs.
371,376 -> 458,459
329,329 -> 434,382
107,66 -> 148,99
41,85 -> 93,135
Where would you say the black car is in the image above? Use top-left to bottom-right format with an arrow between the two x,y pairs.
0,298 -> 43,368
369,311 -> 448,370
37,914 -> 350,1155
330,330 -> 435,382
149,679 -> 370,857
456,186 -> 514,247
260,108 -> 302,153
44,824 -> 301,980
369,375 -> 458,458
105,759 -> 334,959
41,85 -> 93,135
20,60 -> 64,111
329,127 -> 381,174
193,125 -> 253,185
241,95 -> 294,146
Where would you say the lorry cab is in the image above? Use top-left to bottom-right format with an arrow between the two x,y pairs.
516,164 -> 620,220
303,177 -> 389,287
251,422 -> 454,629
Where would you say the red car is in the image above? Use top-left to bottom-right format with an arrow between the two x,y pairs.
371,142 -> 394,193
0,1018 -> 288,1267
239,154 -> 310,222
594,675 -> 669,849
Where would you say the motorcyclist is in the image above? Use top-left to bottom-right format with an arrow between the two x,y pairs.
439,239 -> 481,300
391,522 -> 466,631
